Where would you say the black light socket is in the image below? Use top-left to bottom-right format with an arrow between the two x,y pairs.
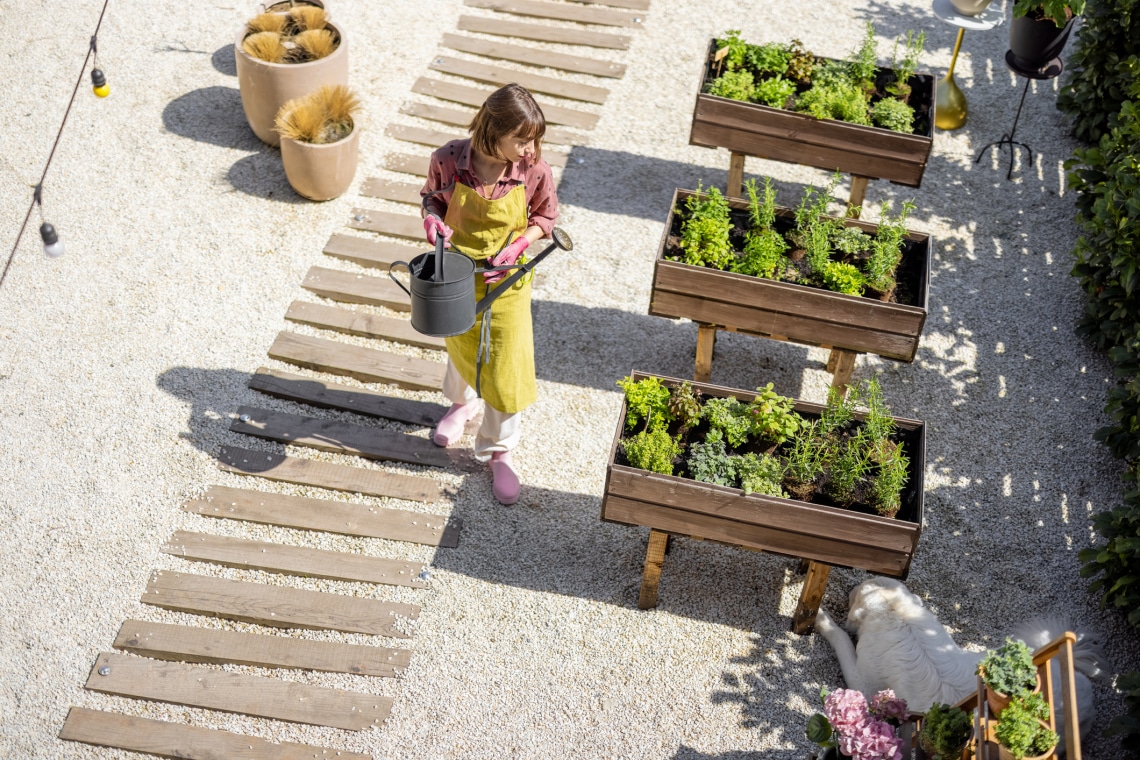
40,222 -> 58,245
91,68 -> 106,88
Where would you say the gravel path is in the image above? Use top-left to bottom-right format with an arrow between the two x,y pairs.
1,1 -> 1136,758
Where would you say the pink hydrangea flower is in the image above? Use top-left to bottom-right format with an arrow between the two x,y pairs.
839,719 -> 904,760
869,689 -> 909,725
823,689 -> 870,737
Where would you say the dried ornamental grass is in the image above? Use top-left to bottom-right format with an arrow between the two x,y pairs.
246,12 -> 286,34
275,84 -> 360,144
288,6 -> 327,32
290,28 -> 336,62
242,31 -> 287,63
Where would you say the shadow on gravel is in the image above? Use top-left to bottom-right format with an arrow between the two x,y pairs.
227,151 -> 305,203
156,367 -> 258,456
163,85 -> 261,151
212,43 -> 237,76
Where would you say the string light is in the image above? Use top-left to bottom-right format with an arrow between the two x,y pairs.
0,0 -> 111,294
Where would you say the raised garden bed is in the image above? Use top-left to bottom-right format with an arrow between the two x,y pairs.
689,38 -> 936,187
600,372 -> 927,579
649,188 -> 932,362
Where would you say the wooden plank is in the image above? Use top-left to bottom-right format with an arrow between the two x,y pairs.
412,77 -> 599,129
216,446 -> 444,503
847,175 -> 869,218
637,529 -> 669,610
302,265 -> 412,311
429,56 -> 609,104
163,531 -> 429,588
249,367 -> 447,428
231,405 -> 457,470
185,484 -> 461,547
143,570 -> 419,638
113,619 -> 411,678
382,152 -> 431,178
791,561 -> 831,635
726,151 -> 745,199
285,301 -> 446,350
464,0 -> 644,28
561,0 -> 651,11
347,207 -> 425,241
324,233 -> 422,268
268,331 -> 446,392
384,125 -> 569,167
59,707 -> 371,760
829,348 -> 858,396
85,652 -> 391,731
401,101 -> 587,146
457,14 -> 630,49
360,177 -> 422,205
693,323 -> 716,383
440,33 -> 626,78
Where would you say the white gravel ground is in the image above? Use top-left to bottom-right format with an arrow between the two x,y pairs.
1,1 -> 1137,758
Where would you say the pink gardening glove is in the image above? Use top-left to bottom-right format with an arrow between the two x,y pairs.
483,237 -> 530,284
424,214 -> 453,246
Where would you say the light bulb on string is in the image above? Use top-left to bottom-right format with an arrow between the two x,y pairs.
40,222 -> 64,258
91,68 -> 108,98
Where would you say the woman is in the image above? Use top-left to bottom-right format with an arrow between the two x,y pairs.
420,83 -> 559,506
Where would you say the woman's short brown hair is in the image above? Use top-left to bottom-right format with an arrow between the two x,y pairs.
468,83 -> 545,162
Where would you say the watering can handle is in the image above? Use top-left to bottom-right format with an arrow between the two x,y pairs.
433,236 -> 445,282
475,227 -> 574,314
388,261 -> 412,296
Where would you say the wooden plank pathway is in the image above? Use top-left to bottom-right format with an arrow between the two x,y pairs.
143,570 -> 420,638
440,33 -> 627,78
268,331 -> 446,391
114,619 -> 412,677
285,301 -> 446,350
456,13 -> 631,49
249,367 -> 448,427
85,652 -> 391,730
412,78 -> 599,129
428,56 -> 610,104
185,485 -> 461,546
401,101 -> 586,145
302,265 -> 412,310
324,233 -> 420,268
464,0 -> 644,28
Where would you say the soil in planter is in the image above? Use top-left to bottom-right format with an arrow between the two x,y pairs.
664,207 -> 924,307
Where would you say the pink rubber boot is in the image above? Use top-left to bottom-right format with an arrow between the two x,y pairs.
490,451 -> 520,505
433,403 -> 477,447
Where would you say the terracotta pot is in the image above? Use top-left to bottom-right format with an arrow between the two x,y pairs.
985,671 -> 1043,719
997,719 -> 1056,760
1009,13 -> 1077,70
280,122 -> 359,200
234,20 -> 348,146
949,0 -> 994,15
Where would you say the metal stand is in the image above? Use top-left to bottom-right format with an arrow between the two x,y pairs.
975,51 -> 1063,180
931,0 -> 1004,131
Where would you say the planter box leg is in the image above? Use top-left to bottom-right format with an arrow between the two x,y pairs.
828,348 -> 858,396
846,175 -> 869,218
694,324 -> 717,382
792,560 -> 831,635
727,152 -> 746,199
796,558 -> 810,575
638,529 -> 670,610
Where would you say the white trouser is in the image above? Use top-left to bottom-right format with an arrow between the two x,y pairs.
442,359 -> 521,461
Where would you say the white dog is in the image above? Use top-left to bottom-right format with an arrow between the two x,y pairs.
815,577 -> 1107,750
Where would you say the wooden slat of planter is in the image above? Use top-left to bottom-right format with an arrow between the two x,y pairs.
302,265 -> 412,311
604,495 -> 909,576
606,468 -> 915,554
401,101 -> 586,145
59,707 -> 371,760
185,484 -> 460,547
383,152 -> 430,177
440,33 -> 627,78
384,125 -> 570,167
85,652 -> 391,731
162,531 -> 429,588
324,233 -> 421,268
268,331 -> 445,392
464,0 -> 643,28
249,367 -> 447,428
113,619 -> 411,677
457,14 -> 630,49
285,301 -> 446,351
429,56 -> 609,104
360,177 -> 422,205
231,405 -> 456,470
347,207 -> 424,240
216,446 -> 444,503
412,77 -> 599,129
143,570 -> 419,638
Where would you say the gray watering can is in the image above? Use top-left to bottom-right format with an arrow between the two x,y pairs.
388,228 -> 574,338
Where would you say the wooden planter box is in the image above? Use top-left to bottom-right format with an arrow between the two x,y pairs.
690,40 -> 936,187
601,372 -> 927,579
649,188 -> 932,363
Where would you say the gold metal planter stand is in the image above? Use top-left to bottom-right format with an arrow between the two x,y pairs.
932,0 -> 1005,130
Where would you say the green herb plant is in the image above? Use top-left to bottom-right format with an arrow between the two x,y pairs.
848,22 -> 879,96
979,638 -> 1038,698
747,383 -> 803,444
668,381 -> 703,434
754,75 -> 796,107
623,427 -> 682,476
824,430 -> 871,506
707,69 -> 755,101
717,29 -> 751,70
865,200 -> 915,294
887,30 -> 925,101
703,396 -> 753,448
688,437 -> 737,486
993,693 -> 1059,759
736,452 -> 786,496
820,260 -> 866,296
869,439 -> 909,516
748,42 -> 792,76
1013,0 -> 1086,28
784,420 -> 826,496
919,703 -> 973,760
785,38 -> 815,83
871,97 -> 915,133
617,376 -> 672,433
679,184 -> 734,271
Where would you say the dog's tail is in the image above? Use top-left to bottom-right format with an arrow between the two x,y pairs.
1009,617 -> 1110,680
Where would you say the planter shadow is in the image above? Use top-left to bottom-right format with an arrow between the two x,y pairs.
162,85 -> 262,150
212,43 -> 237,76
227,151 -> 307,203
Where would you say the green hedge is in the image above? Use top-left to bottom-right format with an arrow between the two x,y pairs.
1057,0 -> 1140,142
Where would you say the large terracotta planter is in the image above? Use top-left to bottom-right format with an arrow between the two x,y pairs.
1009,14 -> 1077,70
984,670 -> 1043,719
996,719 -> 1055,760
234,20 -> 348,146
281,123 -> 359,201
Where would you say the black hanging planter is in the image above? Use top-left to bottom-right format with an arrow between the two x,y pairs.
1009,13 -> 1077,70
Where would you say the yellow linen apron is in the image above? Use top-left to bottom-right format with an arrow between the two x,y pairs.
443,182 -> 535,414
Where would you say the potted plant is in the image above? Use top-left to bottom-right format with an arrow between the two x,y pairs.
648,178 -> 931,363
993,693 -> 1059,760
601,372 -> 927,578
918,702 -> 973,759
1009,0 -> 1085,70
949,0 -> 995,15
235,6 -> 349,146
275,84 -> 361,201
979,638 -> 1041,718
690,24 -> 935,186
807,688 -> 912,759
